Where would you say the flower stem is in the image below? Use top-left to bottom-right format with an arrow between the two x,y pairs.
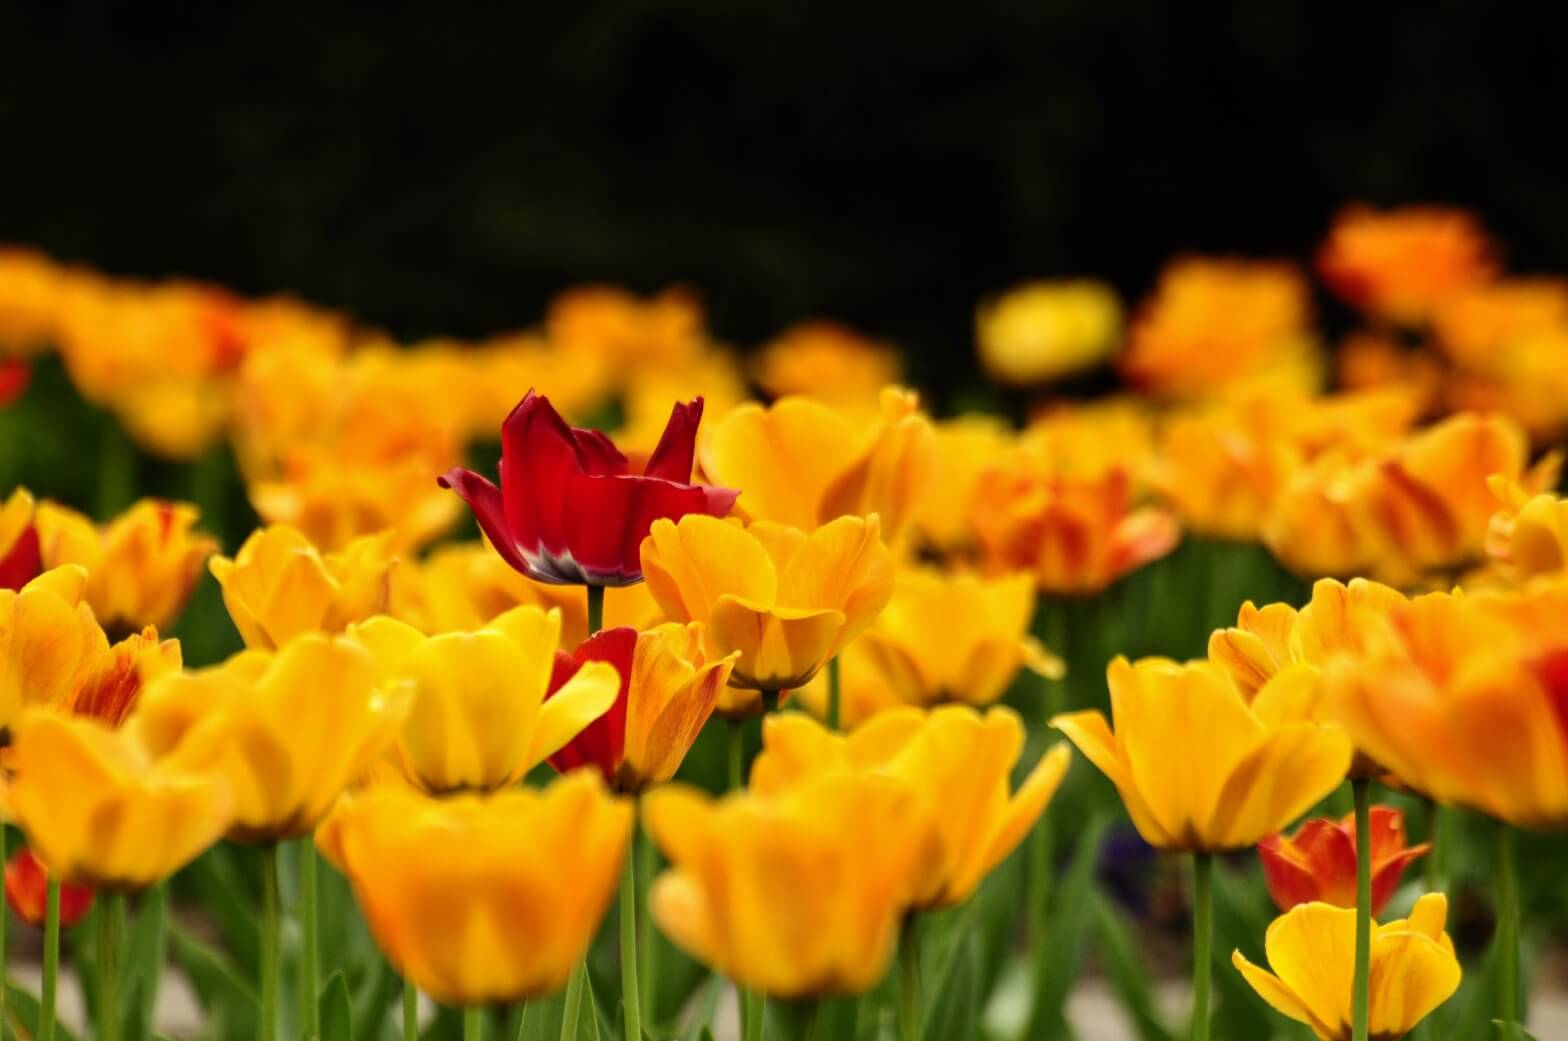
403,977 -> 419,1041
798,999 -> 822,1041
99,890 -> 125,1041
1420,796 -> 1440,893
899,919 -> 923,1041
39,878 -> 61,1041
621,827 -> 643,1041
727,720 -> 745,792
1190,853 -> 1213,1041
1351,778 -> 1372,1041
587,584 -> 605,636
559,963 -> 584,1041
1496,821 -> 1521,1031
637,830 -> 657,1029
465,1006 -> 483,1041
743,990 -> 764,1041
302,840 -> 320,1040
728,718 -> 763,1041
260,844 -> 281,1041
826,656 -> 841,731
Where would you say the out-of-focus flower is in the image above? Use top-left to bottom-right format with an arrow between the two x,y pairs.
1054,657 -> 1352,851
644,772 -> 942,998
67,626 -> 181,728
640,514 -> 894,705
614,349 -> 750,462
1335,333 -> 1445,418
0,358 -> 28,406
754,321 -> 903,410
0,487 -> 41,591
795,568 -> 1060,728
316,771 -> 632,1007
0,248 -> 72,354
1024,398 -> 1157,485
5,709 -> 233,889
1485,475 -> 1568,581
4,847 -> 94,928
36,498 -> 217,632
0,566 -> 106,731
1432,278 -> 1568,369
751,706 -> 1071,908
1318,205 -> 1498,326
251,448 -> 463,553
1119,259 -> 1321,400
701,388 -> 935,538
908,416 -> 1013,556
464,333 -> 612,439
1445,330 -> 1568,446
1258,806 -> 1428,915
547,285 -> 708,377
976,280 -> 1122,385
209,526 -> 394,650
972,458 -> 1180,595
442,391 -> 737,587
344,607 -> 619,794
134,634 -> 410,840
1232,893 -> 1461,1041
546,623 -> 735,793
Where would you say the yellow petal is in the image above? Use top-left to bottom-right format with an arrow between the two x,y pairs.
710,597 -> 844,691
1231,950 -> 1327,1039
702,398 -> 860,529
640,516 -> 779,624
523,660 -> 620,773
1262,902 -> 1356,1039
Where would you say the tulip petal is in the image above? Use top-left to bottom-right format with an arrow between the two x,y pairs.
566,474 -> 737,585
710,597 -> 845,691
436,468 -> 535,576
498,391 -> 591,561
1367,931 -> 1462,1039
966,742 -> 1070,900
1208,722 -> 1352,850
1231,951 -> 1324,1037
643,398 -> 704,482
525,661 -> 621,774
1261,902 -> 1355,1039
776,516 -> 893,656
640,516 -> 779,625
702,398 -> 859,530
1050,709 -> 1174,848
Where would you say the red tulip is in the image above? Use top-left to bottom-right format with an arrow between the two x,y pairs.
0,358 -> 28,407
440,391 -> 737,586
1258,805 -> 1429,915
4,847 -> 94,928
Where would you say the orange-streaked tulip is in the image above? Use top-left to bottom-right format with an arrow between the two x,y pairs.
640,514 -> 894,707
1432,278 -> 1568,370
0,566 -> 107,730
1318,204 -> 1497,326
753,321 -> 903,409
5,709 -> 233,889
35,498 -> 217,631
700,387 -> 935,538
68,626 -> 182,728
0,487 -> 41,591
4,846 -> 94,928
750,706 -> 1071,908
1024,398 -> 1158,485
908,416 -> 1013,556
644,772 -> 943,998
1485,475 -> 1568,581
133,634 -> 410,840
316,771 -> 632,1007
343,607 -> 619,794
1233,893 -> 1461,1041
1258,806 -> 1428,915
1053,657 -> 1352,851
546,622 -> 737,793
976,280 -> 1122,386
209,525 -> 394,650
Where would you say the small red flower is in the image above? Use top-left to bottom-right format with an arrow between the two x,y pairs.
545,627 -> 638,785
0,525 -> 40,592
4,847 -> 94,928
440,391 -> 738,586
1258,805 -> 1429,915
0,358 -> 29,407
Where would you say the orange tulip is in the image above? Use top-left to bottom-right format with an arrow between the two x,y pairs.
1318,205 -> 1498,325
1258,806 -> 1428,915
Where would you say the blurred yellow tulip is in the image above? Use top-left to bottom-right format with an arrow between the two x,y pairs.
35,497 -> 217,632
67,625 -> 182,728
1485,474 -> 1568,582
908,417 -> 1013,556
975,280 -> 1122,385
1054,657 -> 1352,851
640,514 -> 894,706
1233,893 -> 1461,1041
134,633 -> 410,840
753,321 -> 903,408
644,772 -> 942,998
250,448 -> 463,554
751,706 -> 1071,907
5,709 -> 233,889
209,525 -> 394,649
0,565 -> 107,731
316,771 -> 632,1007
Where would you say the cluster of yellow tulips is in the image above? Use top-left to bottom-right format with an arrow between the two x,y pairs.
2,201 -> 1564,1041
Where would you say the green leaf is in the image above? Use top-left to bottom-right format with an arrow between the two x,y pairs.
1492,1023 -> 1539,1041
185,846 -> 262,974
124,884 -> 171,1041
1090,889 -> 1177,1041
320,971 -> 353,1041
921,934 -> 977,1041
169,924 -> 261,1040
675,975 -> 722,1041
1023,812 -> 1110,1039
514,992 -> 567,1041
349,958 -> 398,1041
3,980 -> 85,1041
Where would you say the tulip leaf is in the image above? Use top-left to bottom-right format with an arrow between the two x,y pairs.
514,992 -> 567,1041
1209,863 -> 1282,1041
3,980 -> 85,1041
349,957 -> 398,1041
169,923 -> 261,1040
185,846 -> 262,975
675,975 -> 722,1041
921,933 -> 978,1041
1089,889 -> 1177,1041
1023,812 -> 1110,1040
1492,1023 -> 1539,1040
124,884 -> 171,1041
320,970 -> 353,1041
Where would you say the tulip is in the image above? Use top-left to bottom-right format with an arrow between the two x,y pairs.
1318,204 -> 1497,325
546,622 -> 736,793
975,279 -> 1122,386
133,633 -> 409,841
67,625 -> 182,728
0,248 -> 70,353
4,848 -> 94,928
908,417 -> 1013,556
1232,893 -> 1461,1041
644,772 -> 943,998
700,387 -> 935,538
316,771 -> 633,1007
1023,398 -> 1159,487
1259,807 -> 1428,915
751,706 -> 1071,908
0,358 -> 28,405
209,525 -> 394,650
753,320 -> 903,408
547,284 -> 707,375
640,514 -> 894,705
0,487 -> 40,591
35,498 -> 217,632
5,709 -> 233,889
0,566 -> 107,731
251,448 -> 464,553
1485,474 -> 1568,581
440,391 -> 737,586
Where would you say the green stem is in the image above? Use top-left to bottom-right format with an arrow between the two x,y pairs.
96,418 -> 137,518
142,884 -> 168,1032
798,999 -> 822,1041
302,839 -> 320,1040
826,656 -> 841,731
1496,822 -> 1521,1031
636,830 -> 657,1031
464,1006 -> 483,1041
260,844 -> 281,1041
404,978 -> 419,1041
99,891 -> 124,1041
899,920 -> 923,1041
1351,779 -> 1372,1041
742,990 -> 764,1041
39,878 -> 61,1041
621,826 -> 643,1041
558,963 -> 584,1041
1190,854 -> 1213,1041
1420,797 -> 1440,893
727,720 -> 745,792
587,584 -> 605,636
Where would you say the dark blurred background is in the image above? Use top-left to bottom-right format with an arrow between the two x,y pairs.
3,2 -> 1563,388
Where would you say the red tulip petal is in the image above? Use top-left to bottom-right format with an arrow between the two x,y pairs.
437,467 -> 537,577
644,397 -> 704,482
0,524 -> 41,592
564,474 -> 738,585
545,628 -> 637,784
1258,836 -> 1322,912
499,390 -> 588,560
1301,818 -> 1360,907
572,427 -> 630,477
1365,805 -> 1409,865
1370,842 -> 1430,916
0,359 -> 29,407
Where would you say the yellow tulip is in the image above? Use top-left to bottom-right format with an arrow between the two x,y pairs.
316,771 -> 632,1007
5,709 -> 233,889
0,566 -> 107,731
250,448 -> 463,553
209,525 -> 394,650
344,607 -> 620,794
133,633 -> 410,841
975,279 -> 1122,386
1233,893 -> 1461,1041
700,387 -> 935,538
0,248 -> 71,354
1024,399 -> 1158,484
35,498 -> 217,632
908,416 -> 1013,556
751,706 -> 1071,908
1053,657 -> 1352,851
68,625 -> 183,728
1485,474 -> 1568,581
752,321 -> 903,410
640,514 -> 894,706
644,772 -> 942,998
